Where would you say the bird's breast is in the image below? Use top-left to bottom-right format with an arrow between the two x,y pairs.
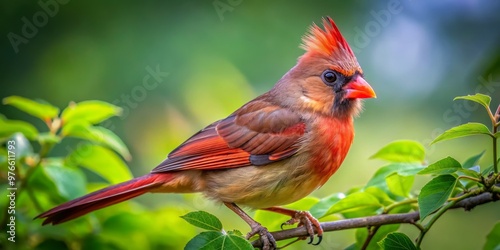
308,116 -> 354,186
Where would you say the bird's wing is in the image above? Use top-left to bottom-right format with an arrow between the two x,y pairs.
151,99 -> 306,173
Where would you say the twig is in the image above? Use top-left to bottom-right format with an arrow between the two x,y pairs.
416,190 -> 477,247
252,212 -> 420,248
361,225 -> 380,250
252,191 -> 498,248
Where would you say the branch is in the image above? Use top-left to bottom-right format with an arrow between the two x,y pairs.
252,191 -> 499,248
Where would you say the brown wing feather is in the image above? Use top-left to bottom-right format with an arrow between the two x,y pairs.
151,99 -> 305,173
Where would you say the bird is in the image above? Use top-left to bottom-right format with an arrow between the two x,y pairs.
36,17 -> 376,249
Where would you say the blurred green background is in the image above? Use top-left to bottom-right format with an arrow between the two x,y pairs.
1,0 -> 500,249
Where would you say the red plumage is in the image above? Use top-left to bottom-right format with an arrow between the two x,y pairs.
302,17 -> 355,58
36,17 -> 376,248
37,174 -> 174,225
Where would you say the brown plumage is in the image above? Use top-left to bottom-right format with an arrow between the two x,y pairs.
36,17 -> 375,249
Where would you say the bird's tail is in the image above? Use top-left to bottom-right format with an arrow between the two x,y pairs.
36,173 -> 174,225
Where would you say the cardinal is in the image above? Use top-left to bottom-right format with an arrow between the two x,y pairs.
37,17 -> 376,249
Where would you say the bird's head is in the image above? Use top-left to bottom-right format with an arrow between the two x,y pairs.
273,17 -> 376,118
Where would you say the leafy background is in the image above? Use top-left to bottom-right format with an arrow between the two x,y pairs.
1,0 -> 500,249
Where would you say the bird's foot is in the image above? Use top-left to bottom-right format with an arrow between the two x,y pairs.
247,223 -> 277,250
280,210 -> 323,245
224,202 -> 278,249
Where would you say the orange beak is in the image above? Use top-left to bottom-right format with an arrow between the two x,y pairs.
344,75 -> 376,99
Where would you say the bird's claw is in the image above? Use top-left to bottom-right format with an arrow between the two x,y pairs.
311,235 -> 322,245
247,223 -> 277,250
280,211 -> 323,245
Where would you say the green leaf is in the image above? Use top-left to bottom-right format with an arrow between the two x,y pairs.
309,193 -> 344,218
432,123 -> 491,144
324,191 -> 382,218
25,165 -> 61,200
63,122 -> 131,160
228,230 -> 243,237
418,156 -> 462,175
397,164 -> 426,176
364,186 -> 394,206
67,144 -> 132,184
418,175 -> 457,220
484,221 -> 500,250
0,117 -> 38,139
41,158 -> 86,200
495,131 -> 500,138
61,100 -> 122,125
457,169 -> 480,180
454,93 -> 491,113
181,211 -> 223,231
366,163 -> 423,189
367,165 -> 401,189
462,151 -> 485,169
84,126 -> 131,161
389,202 -> 413,214
3,96 -> 59,121
185,231 -> 253,250
378,232 -> 417,250
285,196 -> 319,211
482,165 -> 495,176
37,132 -> 62,145
386,173 -> 414,198
9,132 -> 33,158
370,140 -> 425,163
344,244 -> 357,250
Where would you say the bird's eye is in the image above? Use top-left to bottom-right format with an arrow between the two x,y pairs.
323,71 -> 337,83
321,70 -> 341,86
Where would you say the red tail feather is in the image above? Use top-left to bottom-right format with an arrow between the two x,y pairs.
36,173 -> 173,225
